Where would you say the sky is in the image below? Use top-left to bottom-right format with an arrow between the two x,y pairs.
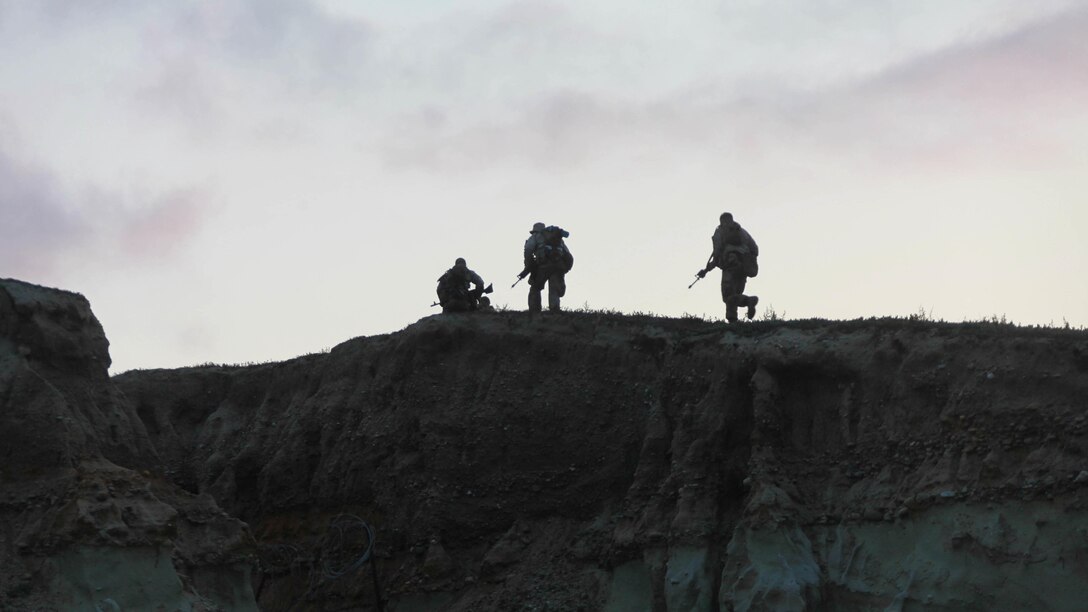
2,0 -> 1086,373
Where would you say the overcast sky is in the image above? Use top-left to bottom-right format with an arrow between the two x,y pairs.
2,0 -> 1086,373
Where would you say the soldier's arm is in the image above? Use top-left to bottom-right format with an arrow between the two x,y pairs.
706,232 -> 719,268
523,238 -> 536,267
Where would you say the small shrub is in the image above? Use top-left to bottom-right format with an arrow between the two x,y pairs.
760,305 -> 785,322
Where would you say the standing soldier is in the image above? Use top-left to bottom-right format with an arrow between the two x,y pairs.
519,224 -> 573,313
521,222 -> 548,279
695,212 -> 759,322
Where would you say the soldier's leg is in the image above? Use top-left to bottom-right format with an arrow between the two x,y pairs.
746,295 -> 759,320
726,276 -> 758,319
528,271 -> 545,312
444,299 -> 468,313
548,273 -> 565,312
466,286 -> 484,311
721,271 -> 740,322
735,272 -> 752,320
724,297 -> 740,322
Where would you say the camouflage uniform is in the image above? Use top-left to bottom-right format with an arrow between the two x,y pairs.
526,225 -> 573,313
437,260 -> 486,313
523,223 -> 547,272
710,215 -> 759,322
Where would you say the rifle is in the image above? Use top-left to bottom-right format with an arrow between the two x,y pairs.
511,269 -> 530,288
434,283 -> 492,307
688,255 -> 714,289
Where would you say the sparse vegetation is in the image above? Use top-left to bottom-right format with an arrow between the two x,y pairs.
908,306 -> 938,322
760,304 -> 785,322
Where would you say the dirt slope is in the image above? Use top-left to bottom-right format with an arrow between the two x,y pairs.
4,278 -> 1088,610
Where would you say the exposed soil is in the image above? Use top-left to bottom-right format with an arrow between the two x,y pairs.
3,278 -> 1088,610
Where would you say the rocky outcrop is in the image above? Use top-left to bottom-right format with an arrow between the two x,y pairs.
0,279 -> 256,611
115,310 -> 1088,611
0,279 -> 154,471
4,277 -> 1088,610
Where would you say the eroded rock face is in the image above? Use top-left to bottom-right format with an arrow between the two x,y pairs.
0,279 -> 256,611
114,311 -> 1088,611
5,277 -> 1088,611
0,279 -> 157,471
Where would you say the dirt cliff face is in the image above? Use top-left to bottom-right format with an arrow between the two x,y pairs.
0,280 -> 255,611
4,278 -> 1088,611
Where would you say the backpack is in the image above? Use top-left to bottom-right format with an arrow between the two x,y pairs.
714,224 -> 758,277
436,267 -> 469,301
533,226 -> 573,271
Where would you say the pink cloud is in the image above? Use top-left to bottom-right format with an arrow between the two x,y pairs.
118,189 -> 208,259
0,144 -> 209,280
813,7 -> 1088,173
869,9 -> 1088,112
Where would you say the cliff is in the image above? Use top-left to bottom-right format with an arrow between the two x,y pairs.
3,278 -> 1088,610
0,280 -> 254,611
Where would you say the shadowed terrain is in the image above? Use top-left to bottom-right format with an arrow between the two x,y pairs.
3,278 -> 1088,610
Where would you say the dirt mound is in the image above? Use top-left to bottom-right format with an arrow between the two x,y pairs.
4,278 -> 1088,610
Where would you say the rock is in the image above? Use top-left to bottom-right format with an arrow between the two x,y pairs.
421,541 -> 455,579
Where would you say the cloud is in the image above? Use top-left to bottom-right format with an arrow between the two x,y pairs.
378,5 -> 1088,177
152,0 -> 373,93
802,6 -> 1088,172
5,0 -> 142,27
870,8 -> 1088,106
121,0 -> 375,143
473,1 -> 591,53
0,0 -> 374,139
133,57 -> 227,138
379,91 -> 631,171
0,144 -> 210,279
0,147 -> 87,277
113,188 -> 210,259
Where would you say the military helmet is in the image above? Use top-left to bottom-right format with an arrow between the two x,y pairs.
720,212 -> 733,223
531,222 -> 546,233
455,257 -> 466,266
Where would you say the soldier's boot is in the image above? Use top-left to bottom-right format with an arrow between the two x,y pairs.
746,295 -> 759,320
725,295 -> 740,323
528,290 -> 542,313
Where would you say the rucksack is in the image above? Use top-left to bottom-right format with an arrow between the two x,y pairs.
436,267 -> 469,300
533,226 -> 572,271
714,224 -> 758,277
